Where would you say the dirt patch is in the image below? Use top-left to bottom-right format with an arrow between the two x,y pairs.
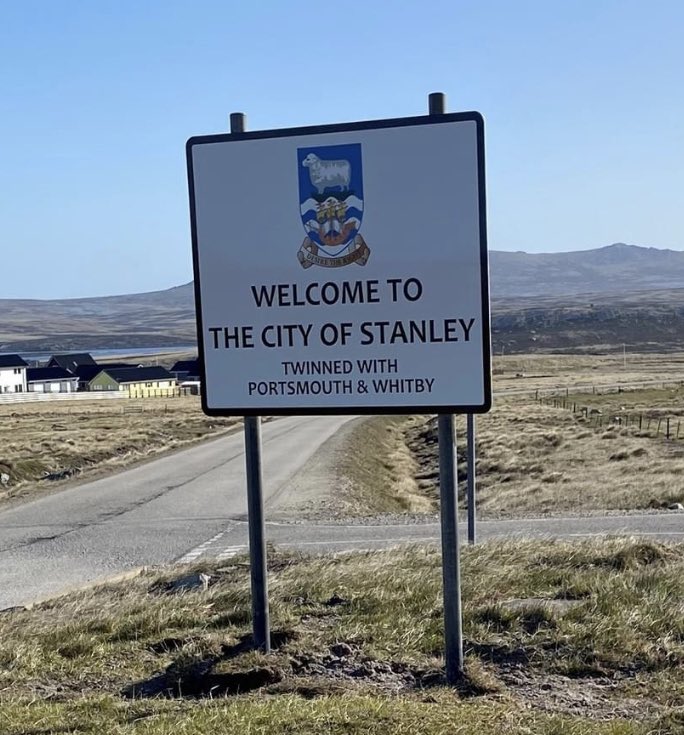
126,638 -> 490,701
496,665 -> 663,721
125,634 -> 667,722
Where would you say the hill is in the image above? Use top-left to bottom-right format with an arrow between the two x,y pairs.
491,243 -> 684,297
2,243 -> 684,353
0,284 -> 196,352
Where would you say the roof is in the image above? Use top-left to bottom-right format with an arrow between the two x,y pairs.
48,353 -> 96,372
0,354 -> 28,369
171,359 -> 199,373
72,365 -> 104,382
91,366 -> 175,385
27,367 -> 75,383
73,362 -> 142,381
99,362 -> 144,370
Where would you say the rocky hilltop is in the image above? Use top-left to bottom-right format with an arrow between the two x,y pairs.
491,243 -> 684,297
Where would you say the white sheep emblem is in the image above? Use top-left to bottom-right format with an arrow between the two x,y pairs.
302,153 -> 351,194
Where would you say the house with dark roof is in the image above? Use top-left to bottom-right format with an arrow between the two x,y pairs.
27,367 -> 78,393
171,358 -> 200,381
88,366 -> 178,398
47,353 -> 97,374
72,362 -> 143,391
0,354 -> 28,394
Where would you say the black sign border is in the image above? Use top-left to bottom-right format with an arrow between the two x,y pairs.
187,112 -> 491,417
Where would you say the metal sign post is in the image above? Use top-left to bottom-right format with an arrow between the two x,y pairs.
438,413 -> 464,681
467,413 -> 477,545
230,112 -> 271,654
430,92 -> 464,682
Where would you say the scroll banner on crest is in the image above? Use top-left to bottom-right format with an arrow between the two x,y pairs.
298,235 -> 371,269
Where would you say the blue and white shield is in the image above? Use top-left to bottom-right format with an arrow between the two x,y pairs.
297,143 -> 370,269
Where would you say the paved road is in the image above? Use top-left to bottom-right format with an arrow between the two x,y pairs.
0,416 -> 352,609
179,513 -> 684,564
0,415 -> 682,609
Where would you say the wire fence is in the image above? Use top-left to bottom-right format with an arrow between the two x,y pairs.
537,392 -> 683,440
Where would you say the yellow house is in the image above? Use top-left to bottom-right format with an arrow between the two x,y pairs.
89,366 -> 179,398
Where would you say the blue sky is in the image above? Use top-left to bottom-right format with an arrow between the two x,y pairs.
1,0 -> 682,298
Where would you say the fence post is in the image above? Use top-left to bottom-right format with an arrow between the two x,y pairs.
666,418 -> 671,440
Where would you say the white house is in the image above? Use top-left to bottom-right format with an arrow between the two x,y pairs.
0,354 -> 28,394
27,367 -> 78,393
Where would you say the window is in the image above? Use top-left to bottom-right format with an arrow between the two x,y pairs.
14,368 -> 21,374
15,385 -> 22,392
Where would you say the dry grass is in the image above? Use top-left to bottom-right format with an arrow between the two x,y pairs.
564,384 -> 684,423
4,352 -> 683,519
407,397 -> 684,517
493,351 -> 684,393
0,397 -> 239,505
334,389 -> 684,519
330,416 -> 432,516
468,397 -> 684,515
316,353 -> 684,519
0,539 -> 682,733
278,416 -> 435,520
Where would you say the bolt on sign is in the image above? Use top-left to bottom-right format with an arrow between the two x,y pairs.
187,112 -> 491,416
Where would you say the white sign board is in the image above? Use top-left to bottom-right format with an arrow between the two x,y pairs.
187,113 -> 491,416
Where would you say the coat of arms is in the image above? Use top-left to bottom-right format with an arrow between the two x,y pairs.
297,143 -> 371,268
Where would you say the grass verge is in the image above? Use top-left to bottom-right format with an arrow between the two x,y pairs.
280,415 -> 433,519
1,538 -> 682,733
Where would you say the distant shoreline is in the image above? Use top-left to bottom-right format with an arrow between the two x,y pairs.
0,345 -> 197,362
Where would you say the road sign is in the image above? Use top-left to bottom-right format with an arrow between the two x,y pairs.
187,112 -> 491,416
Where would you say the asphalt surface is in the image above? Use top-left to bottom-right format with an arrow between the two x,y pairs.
0,415 -> 351,609
182,512 -> 684,564
0,414 -> 682,609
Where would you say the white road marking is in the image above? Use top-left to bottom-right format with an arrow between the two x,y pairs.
216,545 -> 247,560
567,531 -> 684,537
176,531 -> 226,564
176,526 -> 684,563
286,537 -> 439,546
